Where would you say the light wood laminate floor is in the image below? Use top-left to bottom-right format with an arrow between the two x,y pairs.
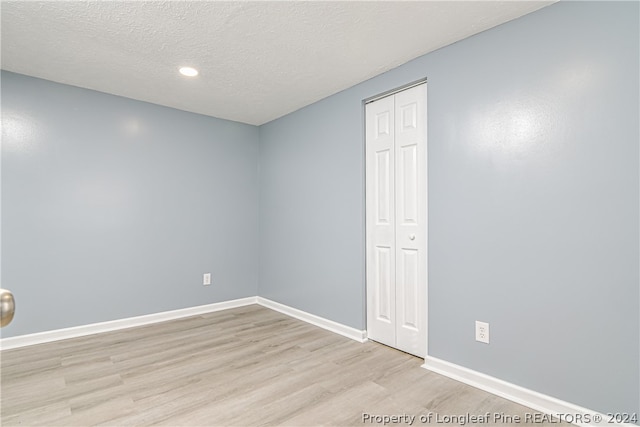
1,305 -> 565,426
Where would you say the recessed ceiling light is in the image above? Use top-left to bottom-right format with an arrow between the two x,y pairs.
179,66 -> 198,77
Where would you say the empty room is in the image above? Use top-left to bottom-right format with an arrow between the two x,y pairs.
1,1 -> 638,426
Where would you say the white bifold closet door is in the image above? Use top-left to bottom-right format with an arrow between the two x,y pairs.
366,83 -> 427,358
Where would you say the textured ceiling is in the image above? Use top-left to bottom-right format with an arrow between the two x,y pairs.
1,1 -> 553,125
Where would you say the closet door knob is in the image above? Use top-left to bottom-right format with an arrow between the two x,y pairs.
409,234 -> 416,241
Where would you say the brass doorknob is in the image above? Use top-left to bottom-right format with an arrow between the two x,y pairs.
0,289 -> 15,327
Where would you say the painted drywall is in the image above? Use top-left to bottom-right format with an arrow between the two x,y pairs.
259,1 -> 639,416
258,92 -> 367,329
1,71 -> 260,338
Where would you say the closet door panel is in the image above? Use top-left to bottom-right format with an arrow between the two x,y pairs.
366,95 -> 396,348
394,84 -> 427,358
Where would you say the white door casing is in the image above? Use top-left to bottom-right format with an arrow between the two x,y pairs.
366,83 -> 427,358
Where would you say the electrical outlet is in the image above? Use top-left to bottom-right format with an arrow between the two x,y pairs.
203,273 -> 211,286
475,321 -> 489,344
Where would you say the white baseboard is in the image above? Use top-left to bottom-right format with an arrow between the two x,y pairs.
256,297 -> 367,343
0,297 -> 257,351
0,296 -> 367,350
422,356 -> 618,427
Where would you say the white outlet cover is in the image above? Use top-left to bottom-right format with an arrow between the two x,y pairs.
203,273 -> 211,286
475,321 -> 490,344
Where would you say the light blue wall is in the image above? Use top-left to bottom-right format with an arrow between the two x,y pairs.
259,1 -> 639,416
258,91 -> 366,328
1,71 -> 260,338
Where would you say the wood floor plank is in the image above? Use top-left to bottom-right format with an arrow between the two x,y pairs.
1,305 -> 568,426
